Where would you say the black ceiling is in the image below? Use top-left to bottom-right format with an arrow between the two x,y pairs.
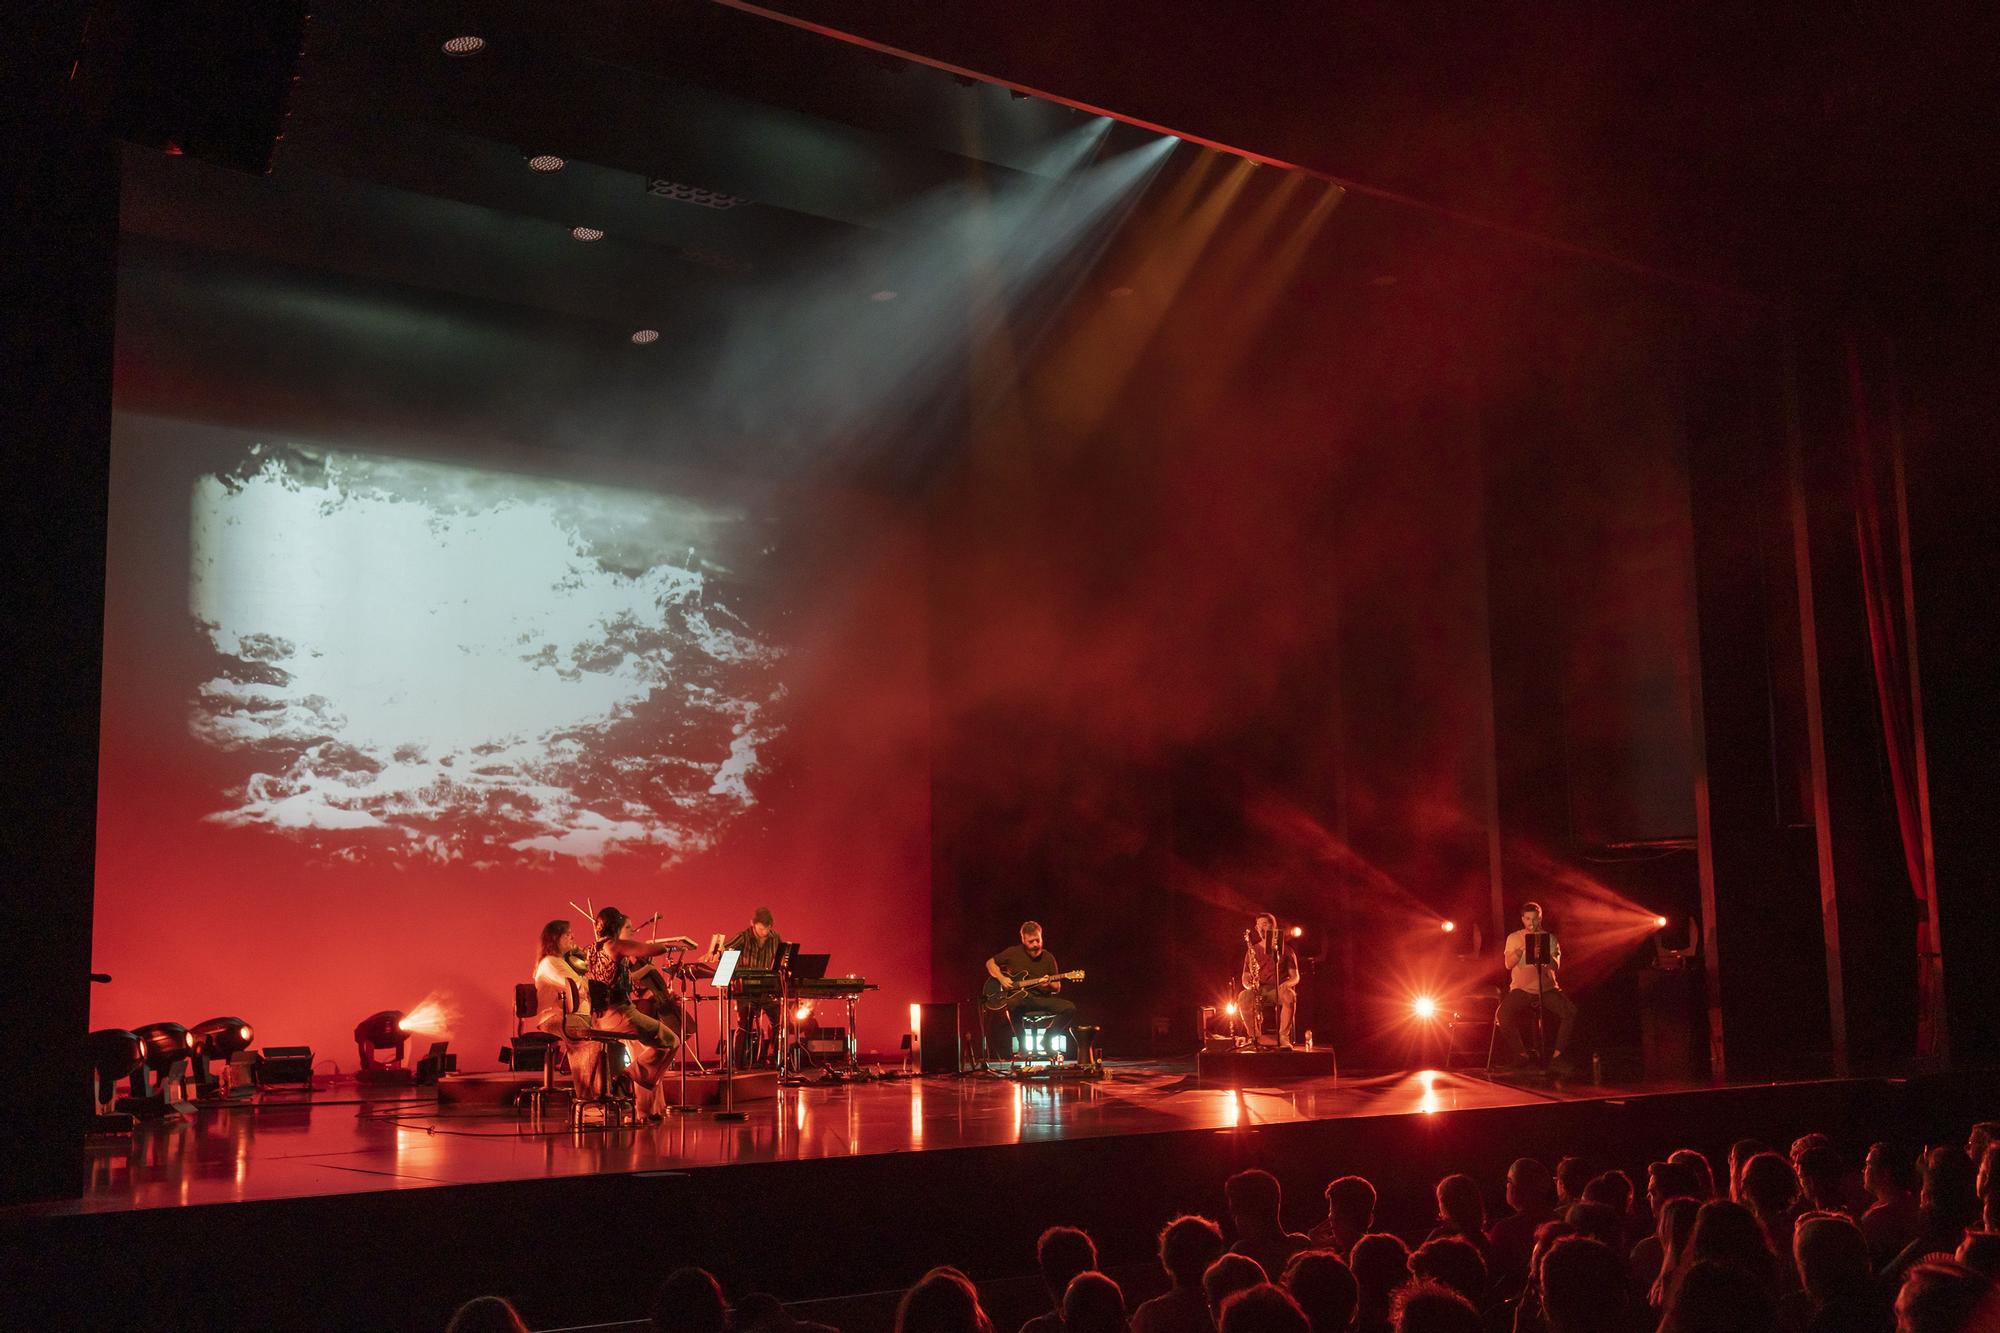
113,0 -> 1222,477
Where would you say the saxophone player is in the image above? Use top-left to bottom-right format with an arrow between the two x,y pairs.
1238,912 -> 1299,1048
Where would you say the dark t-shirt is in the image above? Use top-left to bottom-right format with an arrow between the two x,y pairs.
993,944 -> 1059,981
725,927 -> 784,971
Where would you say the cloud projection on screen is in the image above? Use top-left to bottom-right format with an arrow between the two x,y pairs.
187,444 -> 782,868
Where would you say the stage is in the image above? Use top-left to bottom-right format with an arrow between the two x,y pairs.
8,1061 -> 1996,1330
58,1060 -> 1570,1215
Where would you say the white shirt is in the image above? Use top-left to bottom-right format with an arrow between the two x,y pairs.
1504,928 -> 1561,993
533,954 -> 588,1033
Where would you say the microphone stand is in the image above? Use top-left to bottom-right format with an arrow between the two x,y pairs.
670,949 -> 697,1115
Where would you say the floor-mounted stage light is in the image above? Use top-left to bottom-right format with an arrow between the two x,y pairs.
440,35 -> 485,57
190,1016 -> 254,1098
255,1045 -> 316,1089
121,1021 -> 197,1117
354,1010 -> 414,1084
86,1028 -> 144,1132
527,154 -> 566,173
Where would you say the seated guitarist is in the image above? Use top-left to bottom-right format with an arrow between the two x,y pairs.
986,920 -> 1076,1046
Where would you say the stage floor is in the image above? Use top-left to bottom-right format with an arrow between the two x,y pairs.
62,1060 -> 1610,1215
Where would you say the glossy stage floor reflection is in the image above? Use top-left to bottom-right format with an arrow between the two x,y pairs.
74,1064 -> 1562,1214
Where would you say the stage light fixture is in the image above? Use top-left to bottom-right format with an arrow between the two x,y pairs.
1289,925 -> 1304,938
86,1028 -> 144,1124
123,1021 -> 197,1117
527,154 -> 566,173
190,1016 -> 254,1096
354,1009 -> 413,1082
1653,915 -> 1669,928
794,1002 -> 814,1023
441,35 -> 485,56
1441,920 -> 1456,933
1411,996 -> 1439,1021
630,329 -> 660,344
1224,1000 -> 1238,1016
570,225 -> 604,241
869,290 -> 898,302
133,1021 -> 196,1073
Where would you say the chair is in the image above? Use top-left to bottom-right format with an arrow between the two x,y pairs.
1477,981 -> 1548,1071
568,1020 -> 637,1129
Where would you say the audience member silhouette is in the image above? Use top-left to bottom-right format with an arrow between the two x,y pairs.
1539,1236 -> 1629,1333
444,1296 -> 529,1333
1658,1258 -> 1780,1333
897,1268 -> 995,1333
1792,1212 -> 1893,1333
1349,1233 -> 1413,1333
653,1268 -> 730,1333
1062,1272 -> 1129,1333
1227,1171 -> 1311,1283
1891,1261 -> 1994,1333
1408,1236 -> 1485,1306
1386,1279 -> 1478,1333
1281,1251 -> 1357,1333
1217,1284 -> 1310,1333
1135,1215 -> 1228,1333
1489,1158 -> 1560,1288
1204,1255 -> 1270,1324
1023,1228 -> 1099,1333
1312,1176 -> 1379,1260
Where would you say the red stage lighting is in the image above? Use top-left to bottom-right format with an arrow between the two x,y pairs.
1288,925 -> 1304,938
1224,1000 -> 1238,1016
1653,915 -> 1669,928
1411,996 -> 1439,1021
1441,920 -> 1456,933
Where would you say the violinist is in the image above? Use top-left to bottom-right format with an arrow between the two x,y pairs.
1237,912 -> 1299,1048
533,919 -> 590,1034
586,907 -> 681,1081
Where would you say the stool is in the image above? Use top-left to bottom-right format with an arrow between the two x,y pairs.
518,1032 -> 570,1119
571,1027 -> 637,1129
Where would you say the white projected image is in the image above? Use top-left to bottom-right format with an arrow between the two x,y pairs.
188,444 -> 783,867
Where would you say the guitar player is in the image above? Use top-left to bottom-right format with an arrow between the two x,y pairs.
985,920 -> 1077,1044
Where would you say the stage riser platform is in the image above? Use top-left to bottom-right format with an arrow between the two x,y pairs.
6,1072 -> 1995,1332
1196,1047 -> 1338,1084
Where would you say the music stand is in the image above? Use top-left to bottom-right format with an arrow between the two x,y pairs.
1522,932 -> 1553,1066
711,949 -> 745,1121
778,952 -> 831,1073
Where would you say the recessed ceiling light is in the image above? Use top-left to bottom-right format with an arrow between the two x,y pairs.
441,35 -> 485,57
527,154 -> 566,173
630,329 -> 660,345
869,290 -> 898,302
570,226 -> 605,242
